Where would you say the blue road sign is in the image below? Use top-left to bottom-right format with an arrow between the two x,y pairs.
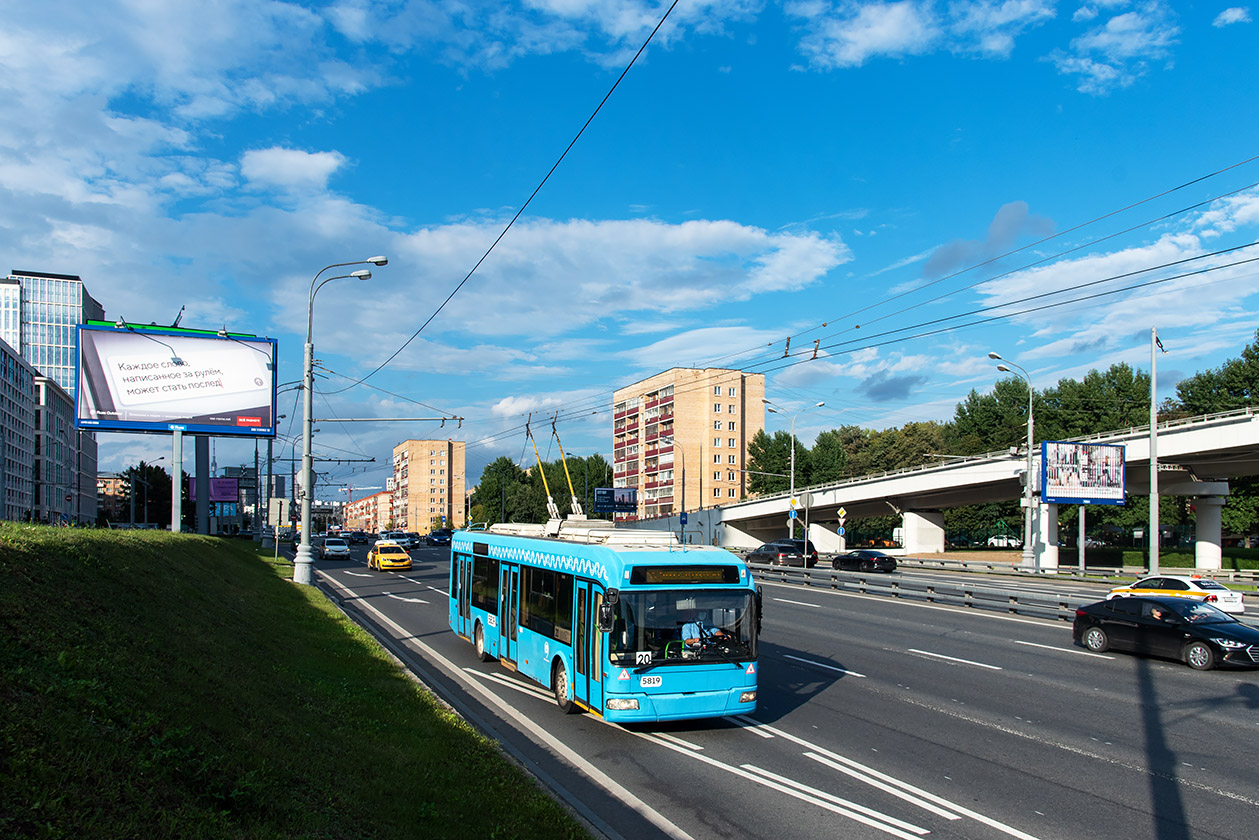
788,509 -> 798,519
837,526 -> 846,536
680,512 -> 688,524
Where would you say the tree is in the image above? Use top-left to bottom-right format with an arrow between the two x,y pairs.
470,457 -> 527,524
746,430 -> 799,495
1175,329 -> 1259,414
120,461 -> 174,528
807,429 -> 850,485
1037,363 -> 1150,441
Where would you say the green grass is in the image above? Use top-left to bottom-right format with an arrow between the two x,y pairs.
0,524 -> 590,840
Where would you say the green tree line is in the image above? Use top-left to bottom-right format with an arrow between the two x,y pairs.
469,453 -> 614,525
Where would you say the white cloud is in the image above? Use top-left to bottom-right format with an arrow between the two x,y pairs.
240,147 -> 348,191
1050,2 -> 1180,94
1213,7 -> 1252,27
794,1 -> 941,68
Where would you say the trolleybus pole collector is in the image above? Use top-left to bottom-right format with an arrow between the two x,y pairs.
448,517 -> 761,723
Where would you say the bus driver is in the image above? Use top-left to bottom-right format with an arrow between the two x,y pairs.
682,610 -> 728,651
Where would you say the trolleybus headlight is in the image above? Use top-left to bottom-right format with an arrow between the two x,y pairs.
606,698 -> 640,711
739,691 -> 757,704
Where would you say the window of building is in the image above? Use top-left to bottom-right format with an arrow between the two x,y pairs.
713,471 -> 721,481
728,438 -> 736,447
713,437 -> 722,447
728,404 -> 735,414
713,420 -> 722,430
728,387 -> 736,396
714,403 -> 722,413
713,454 -> 721,464
713,386 -> 721,395
728,488 -> 737,498
728,471 -> 736,481
712,488 -> 721,497
727,421 -> 736,431
728,454 -> 736,464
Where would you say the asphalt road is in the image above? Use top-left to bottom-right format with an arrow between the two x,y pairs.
312,543 -> 1259,840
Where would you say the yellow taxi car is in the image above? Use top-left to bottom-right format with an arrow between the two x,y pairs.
366,540 -> 412,572
1107,574 -> 1245,614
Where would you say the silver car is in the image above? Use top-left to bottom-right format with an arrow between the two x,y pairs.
321,537 -> 351,559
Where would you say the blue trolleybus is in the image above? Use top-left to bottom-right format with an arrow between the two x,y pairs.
449,519 -> 761,723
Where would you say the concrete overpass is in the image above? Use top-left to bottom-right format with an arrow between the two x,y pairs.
630,408 -> 1259,570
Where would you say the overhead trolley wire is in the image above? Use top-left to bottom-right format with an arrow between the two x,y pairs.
325,0 -> 685,396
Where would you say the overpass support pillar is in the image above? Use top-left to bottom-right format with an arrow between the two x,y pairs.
1036,502 -> 1059,571
720,519 -> 765,551
807,522 -> 845,554
1192,496 -> 1225,570
902,511 -> 945,554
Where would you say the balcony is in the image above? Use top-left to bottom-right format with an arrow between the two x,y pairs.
644,397 -> 659,409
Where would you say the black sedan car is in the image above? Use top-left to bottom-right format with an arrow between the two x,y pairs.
832,549 -> 898,573
745,539 -> 819,568
1073,595 -> 1259,671
426,528 -> 453,546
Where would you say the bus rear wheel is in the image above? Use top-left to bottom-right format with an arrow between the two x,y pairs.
474,623 -> 493,662
552,661 -> 577,714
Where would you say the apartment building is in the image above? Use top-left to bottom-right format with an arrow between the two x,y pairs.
343,489 -> 391,533
612,368 -> 765,521
0,337 -> 36,521
33,376 -> 76,524
390,439 -> 466,531
96,472 -> 130,523
1,270 -> 105,523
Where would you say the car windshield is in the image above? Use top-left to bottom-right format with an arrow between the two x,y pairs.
1172,601 -> 1234,624
607,590 -> 755,665
326,539 -> 347,547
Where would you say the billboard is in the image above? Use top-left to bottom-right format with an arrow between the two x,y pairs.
1041,441 -> 1126,505
75,322 -> 277,437
593,487 -> 638,513
188,477 -> 240,503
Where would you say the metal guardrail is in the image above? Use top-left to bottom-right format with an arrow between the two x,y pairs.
892,555 -> 1259,586
749,561 -> 1086,621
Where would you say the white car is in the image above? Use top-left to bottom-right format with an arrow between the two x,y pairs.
1107,574 -> 1245,614
987,534 -> 1022,548
320,537 -> 351,559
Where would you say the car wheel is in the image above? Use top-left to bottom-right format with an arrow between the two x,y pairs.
1185,641 -> 1216,671
860,560 -> 874,572
1082,626 -> 1110,653
474,623 -> 493,663
553,660 -> 577,714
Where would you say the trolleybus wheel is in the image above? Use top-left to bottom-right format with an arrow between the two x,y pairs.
474,623 -> 493,662
552,660 -> 576,714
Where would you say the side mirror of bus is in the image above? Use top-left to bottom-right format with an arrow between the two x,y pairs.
598,602 -> 615,633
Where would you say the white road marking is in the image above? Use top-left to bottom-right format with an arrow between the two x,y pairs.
741,764 -> 930,835
907,649 -> 1003,670
464,668 -> 551,701
654,732 -> 704,751
784,654 -> 867,678
1015,639 -> 1113,659
736,719 -> 1045,840
773,597 -> 822,608
383,591 -> 429,604
344,571 -> 372,578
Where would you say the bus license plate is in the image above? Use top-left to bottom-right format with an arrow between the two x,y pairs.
640,675 -> 662,688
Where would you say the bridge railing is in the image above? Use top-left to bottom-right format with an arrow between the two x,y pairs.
748,561 -> 1086,621
893,555 -> 1259,586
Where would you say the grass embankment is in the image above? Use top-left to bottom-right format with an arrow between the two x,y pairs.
0,524 -> 589,840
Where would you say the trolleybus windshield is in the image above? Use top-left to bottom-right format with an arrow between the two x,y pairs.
607,590 -> 755,665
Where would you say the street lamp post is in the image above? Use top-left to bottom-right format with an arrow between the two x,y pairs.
989,352 -> 1036,570
762,399 -> 824,539
294,257 -> 387,586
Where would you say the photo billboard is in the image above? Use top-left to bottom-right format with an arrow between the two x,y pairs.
593,487 -> 638,513
75,323 -> 277,437
1041,441 -> 1126,505
188,477 -> 240,503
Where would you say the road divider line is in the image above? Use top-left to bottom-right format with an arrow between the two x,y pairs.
803,751 -> 963,821
773,598 -> 822,608
625,730 -> 925,840
383,591 -> 429,604
344,571 -> 371,578
907,649 -> 1003,670
784,654 -> 866,678
464,668 -> 552,701
654,732 -> 704,751
1015,639 -> 1113,659
741,764 -> 930,836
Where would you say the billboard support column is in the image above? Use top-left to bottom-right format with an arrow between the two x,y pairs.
171,429 -> 182,533
196,435 -> 210,535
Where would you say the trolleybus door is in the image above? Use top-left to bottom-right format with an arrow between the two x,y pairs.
499,564 -> 519,666
573,582 -> 603,713
455,554 -> 471,638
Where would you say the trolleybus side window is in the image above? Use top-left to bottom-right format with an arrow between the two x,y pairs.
471,555 -> 499,613
521,567 -> 574,645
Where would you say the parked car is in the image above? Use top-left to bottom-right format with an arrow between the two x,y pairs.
426,528 -> 454,546
320,537 -> 351,559
745,539 -> 818,568
1107,574 -> 1245,614
366,540 -> 412,572
1073,596 -> 1259,670
987,534 -> 1022,548
832,549 -> 897,573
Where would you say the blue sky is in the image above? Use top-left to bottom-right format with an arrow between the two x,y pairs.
3,0 -> 1258,499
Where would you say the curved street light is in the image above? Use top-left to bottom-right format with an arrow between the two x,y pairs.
294,257 -> 386,586
762,398 -> 825,538
989,351 -> 1036,570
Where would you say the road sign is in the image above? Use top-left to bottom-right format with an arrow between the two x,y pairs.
788,509 -> 798,519
790,496 -> 799,509
837,526 -> 846,536
680,512 -> 688,524
64,494 -> 73,502
837,506 -> 847,518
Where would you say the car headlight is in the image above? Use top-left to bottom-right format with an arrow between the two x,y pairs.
739,691 -> 757,704
1209,638 -> 1248,649
605,698 -> 640,711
